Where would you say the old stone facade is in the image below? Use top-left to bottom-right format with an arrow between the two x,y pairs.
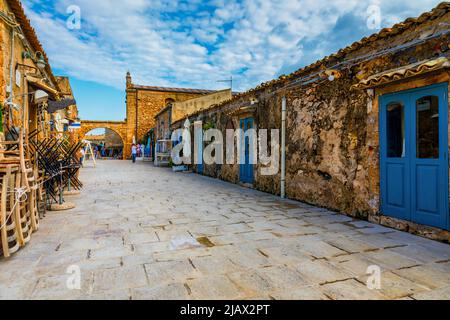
55,76 -> 78,123
105,128 -> 123,148
156,89 -> 232,142
78,120 -> 127,147
171,3 -> 450,242
172,89 -> 232,124
124,72 -> 215,158
154,104 -> 172,141
53,76 -> 79,143
0,0 -> 61,134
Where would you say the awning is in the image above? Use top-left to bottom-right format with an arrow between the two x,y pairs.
26,75 -> 59,98
47,99 -> 77,113
352,57 -> 450,90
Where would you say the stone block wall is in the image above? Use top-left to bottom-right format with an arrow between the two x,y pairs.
172,7 -> 450,241
172,89 -> 232,124
125,78 -> 212,158
155,106 -> 171,140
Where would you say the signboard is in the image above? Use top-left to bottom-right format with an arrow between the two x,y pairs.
69,122 -> 81,130
15,69 -> 21,88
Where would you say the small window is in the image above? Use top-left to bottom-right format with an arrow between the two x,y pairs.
387,102 -> 405,158
416,96 -> 439,159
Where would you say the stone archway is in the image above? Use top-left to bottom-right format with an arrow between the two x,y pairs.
78,120 -> 129,159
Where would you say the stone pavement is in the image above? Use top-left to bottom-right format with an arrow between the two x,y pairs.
1,160 -> 449,300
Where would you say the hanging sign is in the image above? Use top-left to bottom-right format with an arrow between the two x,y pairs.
69,122 -> 81,130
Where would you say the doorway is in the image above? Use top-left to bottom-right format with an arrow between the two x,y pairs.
380,83 -> 449,230
239,117 -> 254,184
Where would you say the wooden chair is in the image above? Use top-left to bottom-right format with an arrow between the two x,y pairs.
0,165 -> 20,258
1,128 -> 39,252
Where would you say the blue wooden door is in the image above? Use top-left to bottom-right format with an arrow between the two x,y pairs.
380,83 -> 449,230
410,85 -> 448,229
195,125 -> 203,174
240,118 -> 254,184
380,92 -> 411,221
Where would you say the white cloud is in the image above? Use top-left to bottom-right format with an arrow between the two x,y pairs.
23,0 -> 444,92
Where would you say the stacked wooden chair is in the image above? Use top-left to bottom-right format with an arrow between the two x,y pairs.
1,100 -> 82,258
0,124 -> 42,258
0,164 -> 20,258
29,130 -> 83,205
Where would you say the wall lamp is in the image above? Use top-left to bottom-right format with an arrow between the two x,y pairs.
22,50 -> 46,70
323,69 -> 342,82
4,90 -> 49,110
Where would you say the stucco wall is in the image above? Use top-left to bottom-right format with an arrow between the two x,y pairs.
172,89 -> 232,124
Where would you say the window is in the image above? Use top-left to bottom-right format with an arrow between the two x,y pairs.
387,102 -> 405,158
416,96 -> 439,159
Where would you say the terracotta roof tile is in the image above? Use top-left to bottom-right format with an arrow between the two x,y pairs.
231,2 -> 450,99
352,56 -> 450,89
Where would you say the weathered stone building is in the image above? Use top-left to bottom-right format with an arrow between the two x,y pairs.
155,89 -> 232,143
171,3 -> 450,242
0,0 -> 61,134
80,74 -> 215,159
0,0 -> 81,257
53,76 -> 78,142
55,76 -> 78,124
124,72 -> 215,158
154,103 -> 173,141
172,89 -> 233,124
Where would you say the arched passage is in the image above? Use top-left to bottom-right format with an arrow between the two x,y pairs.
84,128 -> 125,159
78,120 -> 128,159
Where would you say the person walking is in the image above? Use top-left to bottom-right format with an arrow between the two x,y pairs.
80,147 -> 85,167
131,144 -> 137,163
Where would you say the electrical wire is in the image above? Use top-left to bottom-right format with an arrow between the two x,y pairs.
0,11 -> 19,28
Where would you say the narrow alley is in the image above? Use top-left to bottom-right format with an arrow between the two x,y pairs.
1,161 -> 449,300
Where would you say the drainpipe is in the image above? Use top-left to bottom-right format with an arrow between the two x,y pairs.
8,29 -> 15,99
281,96 -> 286,199
135,90 -> 138,143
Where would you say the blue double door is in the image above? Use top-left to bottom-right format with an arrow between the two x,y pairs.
240,117 -> 254,184
380,83 -> 449,230
195,124 -> 204,174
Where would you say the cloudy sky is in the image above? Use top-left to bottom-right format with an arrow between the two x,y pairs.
23,0 -> 443,121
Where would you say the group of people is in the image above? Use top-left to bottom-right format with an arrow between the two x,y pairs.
131,143 -> 146,163
94,145 -> 103,159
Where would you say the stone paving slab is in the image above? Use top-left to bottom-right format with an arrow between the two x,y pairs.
0,160 -> 449,300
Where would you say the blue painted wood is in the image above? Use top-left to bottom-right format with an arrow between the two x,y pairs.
195,125 -> 203,174
410,83 -> 448,230
380,92 -> 410,221
380,83 -> 449,230
239,117 -> 255,184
